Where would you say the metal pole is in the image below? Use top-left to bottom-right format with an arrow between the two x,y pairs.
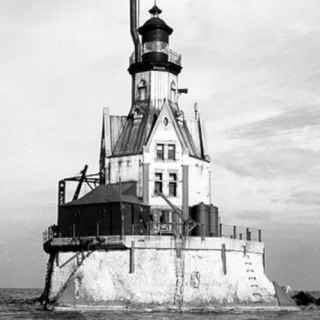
96,223 -> 100,238
221,244 -> 227,275
129,241 -> 135,273
246,228 -> 250,241
201,224 -> 205,241
233,226 -> 237,239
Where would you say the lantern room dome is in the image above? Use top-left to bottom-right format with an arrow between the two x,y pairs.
138,4 -> 173,43
138,17 -> 173,36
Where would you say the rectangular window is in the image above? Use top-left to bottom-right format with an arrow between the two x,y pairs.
154,172 -> 163,194
156,144 -> 165,160
159,210 -> 173,233
169,173 -> 177,197
168,144 -> 176,160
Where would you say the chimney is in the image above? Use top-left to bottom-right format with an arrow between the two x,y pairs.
130,0 -> 141,63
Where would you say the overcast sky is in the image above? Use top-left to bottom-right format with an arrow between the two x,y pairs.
0,0 -> 319,290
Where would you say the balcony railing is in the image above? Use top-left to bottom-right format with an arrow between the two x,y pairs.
43,223 -> 262,243
129,48 -> 182,66
219,224 -> 262,242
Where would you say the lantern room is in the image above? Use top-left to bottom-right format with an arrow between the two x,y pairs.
138,4 -> 173,64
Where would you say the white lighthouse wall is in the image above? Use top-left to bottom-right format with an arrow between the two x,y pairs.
188,157 -> 211,206
143,104 -> 211,209
134,70 -> 178,109
48,237 -> 277,309
144,105 -> 183,208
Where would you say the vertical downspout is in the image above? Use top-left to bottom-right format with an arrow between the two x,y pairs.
130,0 -> 141,63
182,165 -> 189,229
143,163 -> 150,204
130,0 -> 141,109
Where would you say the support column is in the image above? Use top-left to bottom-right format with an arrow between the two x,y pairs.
143,163 -> 150,204
233,225 -> 237,239
221,244 -> 227,275
129,241 -> 135,274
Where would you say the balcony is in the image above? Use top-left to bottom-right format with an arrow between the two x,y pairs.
129,48 -> 182,66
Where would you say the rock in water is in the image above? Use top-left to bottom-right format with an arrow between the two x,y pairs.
292,291 -> 316,306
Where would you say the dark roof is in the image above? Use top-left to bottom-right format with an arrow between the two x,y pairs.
63,181 -> 146,207
111,106 -> 158,156
138,17 -> 173,35
110,101 -> 207,160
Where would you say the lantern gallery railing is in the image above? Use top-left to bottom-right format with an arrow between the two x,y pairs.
129,48 -> 182,66
43,223 -> 262,243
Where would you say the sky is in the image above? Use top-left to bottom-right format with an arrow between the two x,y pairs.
0,0 -> 319,290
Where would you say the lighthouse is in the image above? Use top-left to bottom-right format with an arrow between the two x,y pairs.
41,1 -> 293,311
101,2 -> 212,236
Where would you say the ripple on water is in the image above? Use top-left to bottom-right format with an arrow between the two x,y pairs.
0,289 -> 320,320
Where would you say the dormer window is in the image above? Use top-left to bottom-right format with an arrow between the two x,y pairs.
137,79 -> 147,100
170,81 -> 177,102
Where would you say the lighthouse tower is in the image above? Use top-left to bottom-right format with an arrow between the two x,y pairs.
129,4 -> 182,110
102,2 -> 211,227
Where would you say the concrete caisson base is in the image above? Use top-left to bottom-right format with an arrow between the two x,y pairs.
47,236 -> 280,310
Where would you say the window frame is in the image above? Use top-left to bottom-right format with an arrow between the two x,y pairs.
168,172 -> 178,197
154,172 -> 163,195
170,80 -> 177,102
137,79 -> 147,100
168,144 -> 176,161
156,143 -> 165,160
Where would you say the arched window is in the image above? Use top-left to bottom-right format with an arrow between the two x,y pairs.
170,80 -> 177,102
137,79 -> 147,100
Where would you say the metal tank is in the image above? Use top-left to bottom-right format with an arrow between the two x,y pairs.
209,205 -> 219,237
191,203 -> 209,237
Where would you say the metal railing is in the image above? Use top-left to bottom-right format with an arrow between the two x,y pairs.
219,224 -> 262,242
43,223 -> 262,243
43,226 -> 55,243
129,48 -> 182,66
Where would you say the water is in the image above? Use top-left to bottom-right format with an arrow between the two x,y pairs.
0,289 -> 319,320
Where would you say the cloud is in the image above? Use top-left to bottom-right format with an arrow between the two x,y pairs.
286,191 -> 320,206
234,210 -> 273,224
230,106 -> 320,140
216,146 -> 320,179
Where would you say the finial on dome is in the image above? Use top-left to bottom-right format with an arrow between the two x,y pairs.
149,2 -> 162,17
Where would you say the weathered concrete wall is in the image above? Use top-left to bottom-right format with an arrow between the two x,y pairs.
48,236 -> 277,310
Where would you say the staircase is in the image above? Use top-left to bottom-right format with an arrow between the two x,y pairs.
244,254 -> 264,303
40,252 -> 56,307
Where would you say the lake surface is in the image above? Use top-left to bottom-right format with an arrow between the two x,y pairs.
0,288 -> 319,320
